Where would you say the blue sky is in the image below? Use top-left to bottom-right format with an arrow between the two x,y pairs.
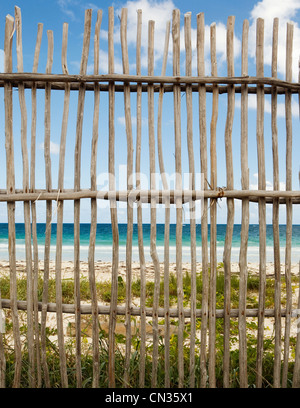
0,0 -> 299,224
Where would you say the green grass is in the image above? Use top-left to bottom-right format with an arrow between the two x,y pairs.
2,320 -> 296,388
0,264 -> 298,388
0,265 -> 289,310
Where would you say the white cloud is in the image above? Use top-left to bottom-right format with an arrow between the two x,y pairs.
115,0 -> 175,71
98,49 -> 123,74
57,0 -> 78,20
58,0 -> 300,79
115,0 -> 175,46
117,115 -> 147,126
250,0 -> 300,21
71,60 -> 95,75
250,173 -> 286,190
100,29 -> 108,41
249,0 -> 300,81
112,0 -> 242,75
179,22 -> 241,75
71,48 -> 124,74
235,93 -> 299,117
39,141 -> 60,155
84,2 -> 99,11
111,0 -> 241,75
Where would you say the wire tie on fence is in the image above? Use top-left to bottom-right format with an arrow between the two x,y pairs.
202,179 -> 225,219
217,186 -> 226,200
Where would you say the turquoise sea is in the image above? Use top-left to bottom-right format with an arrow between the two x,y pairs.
0,223 -> 299,263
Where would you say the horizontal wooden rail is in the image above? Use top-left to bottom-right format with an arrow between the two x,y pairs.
0,73 -> 299,91
0,81 -> 295,94
0,298 -> 298,318
0,189 -> 299,204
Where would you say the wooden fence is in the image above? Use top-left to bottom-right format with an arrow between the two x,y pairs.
0,6 -> 300,388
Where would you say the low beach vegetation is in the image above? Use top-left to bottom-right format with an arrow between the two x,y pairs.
0,262 -> 298,387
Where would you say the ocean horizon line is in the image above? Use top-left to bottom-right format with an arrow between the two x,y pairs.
0,223 -> 299,263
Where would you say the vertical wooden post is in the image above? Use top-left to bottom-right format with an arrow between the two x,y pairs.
173,9 -> 185,388
238,19 -> 249,389
1,15 -> 16,389
108,6 -> 119,388
73,8 -> 92,388
54,22 -> 70,389
223,15 -> 235,388
40,29 -> 54,388
271,17 -> 281,389
5,14 -> 22,389
135,8 -> 147,388
255,18 -> 266,389
120,8 -> 134,387
15,6 -> 35,388
292,63 -> 300,389
184,11 -> 196,388
148,19 -> 161,388
31,21 -> 43,388
209,21 -> 218,388
157,19 -> 171,388
282,22 -> 293,388
197,11 -> 208,388
89,9 -> 102,388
